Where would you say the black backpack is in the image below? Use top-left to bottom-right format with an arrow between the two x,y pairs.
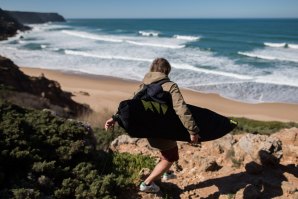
133,79 -> 172,104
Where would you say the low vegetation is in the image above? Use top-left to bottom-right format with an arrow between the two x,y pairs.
0,101 -> 155,199
231,117 -> 298,135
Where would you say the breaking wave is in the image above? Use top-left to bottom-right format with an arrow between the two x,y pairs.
264,42 -> 298,49
264,42 -> 286,48
174,35 -> 200,41
238,51 -> 298,63
62,30 -> 123,42
125,40 -> 185,49
138,31 -> 159,37
64,50 -> 152,62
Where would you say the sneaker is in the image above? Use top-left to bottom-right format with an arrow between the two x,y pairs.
139,182 -> 160,193
162,171 -> 177,181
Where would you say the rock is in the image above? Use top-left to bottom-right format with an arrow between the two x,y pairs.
272,128 -> 298,164
173,161 -> 183,172
200,157 -> 221,172
245,162 -> 263,175
0,8 -> 30,40
0,56 -> 91,117
110,135 -> 138,149
6,10 -> 66,24
139,168 -> 151,180
213,134 -> 237,153
192,185 -> 219,199
238,134 -> 282,166
110,129 -> 298,199
235,184 -> 261,199
281,181 -> 297,195
258,150 -> 280,167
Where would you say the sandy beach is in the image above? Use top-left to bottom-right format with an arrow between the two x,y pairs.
20,67 -> 298,122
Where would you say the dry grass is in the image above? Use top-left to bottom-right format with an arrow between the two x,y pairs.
76,107 -> 115,129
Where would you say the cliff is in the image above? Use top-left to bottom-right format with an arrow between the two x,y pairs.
6,10 -> 66,24
0,56 -> 91,117
0,8 -> 30,40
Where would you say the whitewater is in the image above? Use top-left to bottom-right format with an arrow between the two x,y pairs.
0,19 -> 297,104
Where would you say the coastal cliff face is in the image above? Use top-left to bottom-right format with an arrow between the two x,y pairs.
6,10 -> 66,24
0,8 -> 30,40
0,56 -> 91,117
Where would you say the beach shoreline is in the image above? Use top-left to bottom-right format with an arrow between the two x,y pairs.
20,66 -> 298,122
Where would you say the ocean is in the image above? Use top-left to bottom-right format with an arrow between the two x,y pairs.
0,19 -> 298,104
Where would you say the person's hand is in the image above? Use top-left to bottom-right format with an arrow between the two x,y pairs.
190,134 -> 199,143
190,134 -> 200,144
105,118 -> 116,131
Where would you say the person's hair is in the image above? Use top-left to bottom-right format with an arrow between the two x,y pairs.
150,58 -> 171,75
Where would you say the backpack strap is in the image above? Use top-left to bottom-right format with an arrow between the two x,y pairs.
153,79 -> 171,86
133,78 -> 173,103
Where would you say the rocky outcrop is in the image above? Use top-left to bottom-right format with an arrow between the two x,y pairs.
110,135 -> 139,150
0,55 -> 91,117
236,134 -> 283,166
6,10 -> 65,24
271,128 -> 298,163
0,8 -> 30,40
111,129 -> 298,199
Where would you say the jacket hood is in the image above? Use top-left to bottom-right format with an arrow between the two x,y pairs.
142,72 -> 170,84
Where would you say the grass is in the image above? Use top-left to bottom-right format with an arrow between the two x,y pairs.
231,117 -> 298,135
76,108 -> 126,150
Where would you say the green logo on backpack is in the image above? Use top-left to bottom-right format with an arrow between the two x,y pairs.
141,100 -> 168,115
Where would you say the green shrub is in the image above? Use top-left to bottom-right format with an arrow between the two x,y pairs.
94,127 -> 125,150
0,101 -> 155,198
11,188 -> 40,199
231,117 -> 298,135
112,152 -> 155,184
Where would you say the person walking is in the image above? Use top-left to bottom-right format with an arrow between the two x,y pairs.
105,58 -> 200,193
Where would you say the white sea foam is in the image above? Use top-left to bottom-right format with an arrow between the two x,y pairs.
64,48 -> 251,80
194,81 -> 298,104
171,62 -> 252,80
238,48 -> 298,63
1,21 -> 298,104
65,50 -> 152,62
239,52 -> 277,60
174,35 -> 200,41
18,40 -> 27,44
40,45 -> 47,49
263,42 -> 298,49
62,30 -> 187,49
288,44 -> 298,49
62,30 -> 123,42
126,40 -> 185,49
256,73 -> 298,87
264,42 -> 286,48
50,47 -> 61,51
138,31 -> 159,37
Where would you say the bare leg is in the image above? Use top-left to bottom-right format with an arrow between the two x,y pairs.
144,159 -> 173,185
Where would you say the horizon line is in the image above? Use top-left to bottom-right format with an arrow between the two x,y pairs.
66,17 -> 298,20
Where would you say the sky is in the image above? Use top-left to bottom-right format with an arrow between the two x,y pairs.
1,0 -> 298,19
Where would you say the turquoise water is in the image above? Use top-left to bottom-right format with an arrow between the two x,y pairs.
0,19 -> 298,103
